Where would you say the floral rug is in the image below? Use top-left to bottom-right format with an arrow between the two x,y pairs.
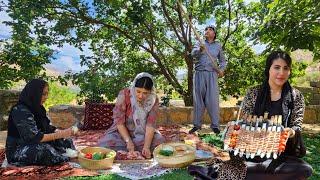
0,126 -> 181,179
0,125 -> 225,179
67,160 -> 173,180
0,162 -> 99,179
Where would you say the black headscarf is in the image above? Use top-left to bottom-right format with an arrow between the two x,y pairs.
253,51 -> 294,120
17,79 -> 55,133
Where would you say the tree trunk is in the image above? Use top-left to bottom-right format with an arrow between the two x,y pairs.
182,92 -> 193,106
183,47 -> 194,106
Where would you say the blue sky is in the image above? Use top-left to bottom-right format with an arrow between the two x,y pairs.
0,0 -> 264,75
0,0 -> 90,74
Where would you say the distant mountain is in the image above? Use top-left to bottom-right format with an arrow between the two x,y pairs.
44,64 -> 65,77
291,49 -> 319,74
291,49 -> 314,63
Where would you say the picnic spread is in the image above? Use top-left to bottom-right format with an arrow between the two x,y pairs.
1,112 -> 297,180
0,125 -> 228,179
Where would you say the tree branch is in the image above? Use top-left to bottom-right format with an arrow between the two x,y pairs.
161,38 -> 183,53
161,0 -> 185,44
223,0 -> 232,49
176,2 -> 188,42
151,52 -> 185,95
54,3 -> 186,95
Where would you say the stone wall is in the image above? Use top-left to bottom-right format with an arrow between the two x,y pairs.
0,90 -> 20,130
304,105 -> 320,124
48,105 -> 84,128
47,105 -> 320,129
296,81 -> 320,105
1,89 -> 319,130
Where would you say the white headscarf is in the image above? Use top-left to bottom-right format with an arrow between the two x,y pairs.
130,72 -> 157,135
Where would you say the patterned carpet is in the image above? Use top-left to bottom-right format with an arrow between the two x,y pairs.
0,125 -> 225,179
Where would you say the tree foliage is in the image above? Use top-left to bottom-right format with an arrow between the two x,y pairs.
0,40 -> 53,89
1,0 -> 311,105
0,0 -> 55,89
255,0 -> 320,59
44,81 -> 77,109
62,50 -> 158,103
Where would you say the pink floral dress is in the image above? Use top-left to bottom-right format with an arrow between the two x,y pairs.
98,88 -> 164,151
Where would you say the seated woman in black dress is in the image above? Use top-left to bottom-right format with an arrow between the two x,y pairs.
5,79 -> 77,166
242,50 -> 313,179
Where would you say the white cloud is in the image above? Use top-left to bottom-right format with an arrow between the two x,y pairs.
46,55 -> 87,75
0,0 -> 92,74
48,43 -> 92,74
60,56 -> 77,69
0,0 -> 12,39
252,44 -> 267,54
50,42 -> 93,57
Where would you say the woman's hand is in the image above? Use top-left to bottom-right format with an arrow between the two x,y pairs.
284,128 -> 295,138
60,128 -> 73,138
142,147 -> 151,159
41,128 -> 73,142
126,140 -> 135,152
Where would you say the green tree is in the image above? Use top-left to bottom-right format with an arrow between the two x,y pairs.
0,0 -> 54,89
4,0 -> 305,105
62,44 -> 159,103
0,40 -> 54,89
255,0 -> 320,59
44,81 -> 77,109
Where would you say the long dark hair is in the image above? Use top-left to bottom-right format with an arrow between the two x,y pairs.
253,51 -> 293,117
135,77 -> 153,91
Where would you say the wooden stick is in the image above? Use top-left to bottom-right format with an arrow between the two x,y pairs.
177,1 -> 221,73
236,101 -> 243,121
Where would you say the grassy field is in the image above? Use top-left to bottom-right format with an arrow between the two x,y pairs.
65,133 -> 320,180
66,169 -> 193,180
303,133 -> 320,180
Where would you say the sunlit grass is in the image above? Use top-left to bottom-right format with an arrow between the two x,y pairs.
303,133 -> 320,180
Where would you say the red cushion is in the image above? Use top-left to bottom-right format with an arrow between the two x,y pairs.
82,102 -> 114,130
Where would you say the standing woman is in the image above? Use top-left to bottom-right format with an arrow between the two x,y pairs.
242,51 -> 313,179
6,79 -> 76,166
98,72 -> 165,159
